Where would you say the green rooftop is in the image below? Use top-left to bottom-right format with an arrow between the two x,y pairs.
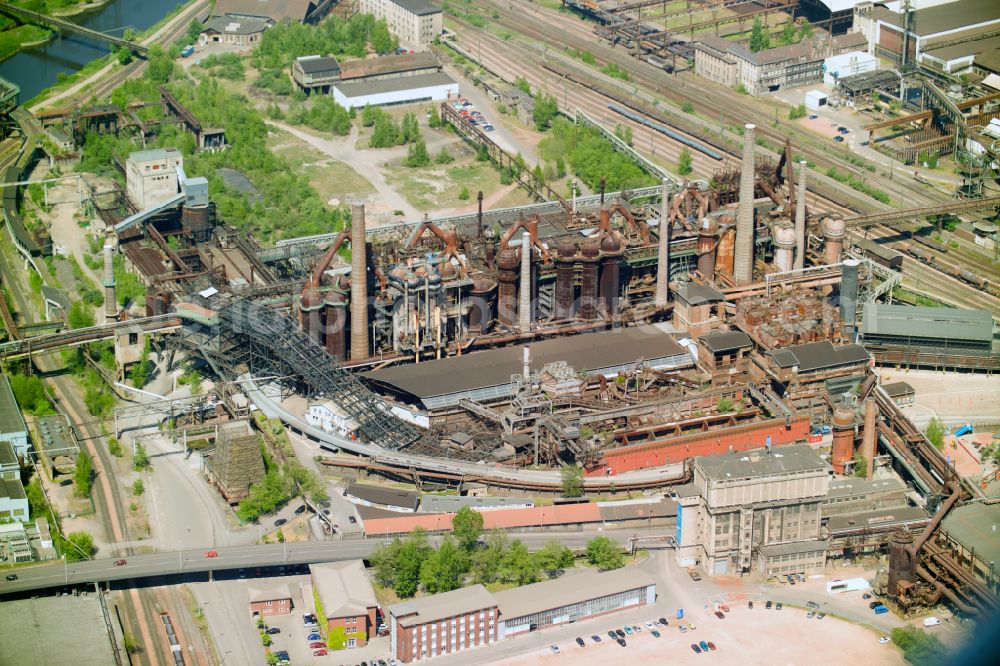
940,502 -> 1000,567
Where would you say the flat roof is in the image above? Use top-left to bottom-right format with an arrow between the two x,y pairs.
875,0 -> 1000,37
345,482 -> 420,511
310,560 -> 377,618
0,440 -> 16,466
758,539 -> 829,557
335,71 -> 456,99
362,503 -> 604,535
338,52 -> 440,81
597,499 -> 677,522
364,325 -> 689,408
882,381 -> 915,398
0,478 -> 25,500
941,502 -> 1000,566
389,584 -> 497,627
674,283 -> 725,305
127,147 -> 181,163
392,0 -> 442,16
695,444 -> 827,482
248,581 -> 293,603
699,330 -> 752,354
862,304 -> 994,343
768,341 -> 871,373
672,483 -> 701,499
419,495 -> 534,513
826,477 -> 907,499
0,375 -> 28,436
493,568 -> 656,621
213,0 -> 312,21
295,55 -> 340,75
0,596 -> 118,666
826,506 -> 929,533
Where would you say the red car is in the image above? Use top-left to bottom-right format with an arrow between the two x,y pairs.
708,641 -> 717,650
312,649 -> 328,656
309,642 -> 325,649
205,550 -> 218,558
114,559 -> 127,566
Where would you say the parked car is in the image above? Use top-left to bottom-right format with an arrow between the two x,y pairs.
688,567 -> 702,581
869,601 -> 881,609
608,631 -> 617,640
633,625 -> 642,633
807,611 -> 816,619
5,574 -> 17,581
274,518 -> 287,527
834,136 -> 845,143
295,505 -> 307,515
615,629 -> 625,638
575,637 -> 585,647
776,603 -> 783,610
691,643 -> 702,654
313,649 -> 327,656
617,638 -> 626,647
274,651 -> 290,664
591,634 -> 602,643
720,605 -> 730,612
879,636 -> 891,644
806,601 -> 819,609
838,127 -> 850,134
714,610 -> 725,619
651,630 -> 661,638
808,114 -> 818,120
658,617 -> 668,625
115,559 -> 127,566
483,125 -> 495,132
644,622 -> 656,630
307,633 -> 322,641
687,622 -> 696,630
817,613 -> 826,619
707,641 -> 717,650
787,575 -> 796,585
205,550 -> 218,558
765,600 -> 773,609
748,601 -> 754,609
550,645 -> 560,654
863,593 -> 872,600
700,640 -> 709,651
348,515 -> 357,524
623,626 -> 633,635
679,625 -> 688,634
266,627 -> 280,635
310,642 -> 325,649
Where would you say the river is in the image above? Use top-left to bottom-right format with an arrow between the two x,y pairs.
0,0 -> 184,103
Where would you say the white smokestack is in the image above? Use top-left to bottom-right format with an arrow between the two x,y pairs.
735,124 -> 756,285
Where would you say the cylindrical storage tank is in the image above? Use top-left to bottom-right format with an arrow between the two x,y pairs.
696,217 -> 718,279
579,240 -> 600,320
887,529 -> 915,599
554,240 -> 576,320
467,277 -> 496,333
323,290 -> 348,361
182,205 -> 212,236
831,407 -> 856,474
773,224 -> 797,273
497,248 -> 519,326
599,235 -> 622,316
840,258 -> 860,337
823,216 -> 846,264
299,288 -> 323,344
717,222 -> 736,277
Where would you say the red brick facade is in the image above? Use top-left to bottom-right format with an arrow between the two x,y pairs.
249,597 -> 292,617
393,606 -> 499,663
328,607 -> 378,648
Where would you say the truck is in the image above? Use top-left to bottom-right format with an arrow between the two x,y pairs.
181,45 -> 194,58
954,424 -> 973,437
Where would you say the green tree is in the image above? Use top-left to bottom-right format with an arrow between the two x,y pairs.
370,112 -> 399,147
561,464 -> 583,497
145,45 -> 175,85
186,19 -> 203,44
532,91 -> 559,131
586,536 -> 624,570
108,438 -> 123,457
428,107 -> 443,128
514,76 -> 531,94
779,19 -> 797,46
678,148 -> 693,176
681,102 -> 695,113
68,301 -> 95,330
472,529 -> 509,584
235,470 -> 290,521
498,539 -> 539,585
436,146 -> 454,164
852,452 -> 868,478
395,529 -> 432,598
476,144 -> 490,162
749,17 -> 771,53
9,373 -> 54,415
452,506 -> 484,552
405,139 -> 431,168
890,626 -> 947,666
133,442 -> 151,471
419,537 -> 468,594
266,652 -> 279,665
400,112 -> 421,144
371,538 -> 402,587
130,339 -> 151,388
457,186 -> 471,201
788,104 -> 807,120
533,540 -> 574,577
65,531 -> 95,561
716,396 -> 734,413
73,451 -> 93,498
132,478 -> 144,496
926,418 -> 945,450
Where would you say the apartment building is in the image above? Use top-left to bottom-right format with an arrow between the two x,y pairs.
360,0 -> 443,46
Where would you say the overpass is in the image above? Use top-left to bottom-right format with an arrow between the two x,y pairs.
0,314 -> 180,360
0,2 -> 148,55
1,531 -> 641,596
842,196 -> 1000,229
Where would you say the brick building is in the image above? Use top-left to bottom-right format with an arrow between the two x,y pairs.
388,585 -> 499,662
248,582 -> 293,617
310,560 -> 378,648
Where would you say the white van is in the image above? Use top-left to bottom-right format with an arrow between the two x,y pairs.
922,617 -> 941,627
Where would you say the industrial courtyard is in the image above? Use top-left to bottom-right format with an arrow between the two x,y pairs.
0,0 -> 998,665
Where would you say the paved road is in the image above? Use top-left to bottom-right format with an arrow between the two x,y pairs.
2,530 -> 647,595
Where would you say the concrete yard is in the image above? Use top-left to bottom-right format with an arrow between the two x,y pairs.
0,595 -> 122,666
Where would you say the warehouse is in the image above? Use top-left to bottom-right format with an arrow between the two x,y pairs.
332,52 -> 458,109
939,502 -> 1000,589
861,304 -> 994,355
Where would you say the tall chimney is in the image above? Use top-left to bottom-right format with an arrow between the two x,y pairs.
862,396 -> 879,480
522,346 -> 531,382
735,124 -> 756,285
654,177 -> 670,308
794,160 -> 807,271
350,202 -> 369,360
518,231 -> 532,331
476,190 -> 484,238
103,242 -> 117,324
571,178 -> 578,213
840,258 -> 860,338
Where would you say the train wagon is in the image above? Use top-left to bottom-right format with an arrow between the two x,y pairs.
853,238 -> 903,270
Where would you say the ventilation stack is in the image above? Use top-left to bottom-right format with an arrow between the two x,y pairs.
518,231 -> 532,331
350,202 -> 369,360
794,160 -> 807,271
654,177 -> 670,308
823,216 -> 846,264
840,258 -> 860,338
773,224 -> 796,273
103,243 -> 117,324
696,217 -> 718,279
861,395 -> 879,480
734,123 -> 756,285
887,529 -> 916,599
554,240 -> 576,319
831,406 -> 856,474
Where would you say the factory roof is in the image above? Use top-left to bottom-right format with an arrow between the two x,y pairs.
882,381 -> 915,399
0,376 -> 28,437
941,502 -> 1000,566
202,15 -> 270,34
493,568 -> 656,621
826,477 -> 907,499
826,506 -> 929,533
364,325 -> 690,409
419,495 -> 534,513
334,72 -> 456,99
597,499 -> 677,522
696,33 -> 866,67
361,503 -> 605,535
674,283 -> 725,306
671,483 -> 702,499
212,0 -> 313,22
758,539 -> 829,558
392,0 -> 442,16
0,477 -> 26,500
309,561 -> 377,618
389,584 -> 497,627
768,341 -> 870,373
695,444 -> 827,482
862,304 -> 993,343
0,440 -> 17,467
338,52 -> 440,81
345,482 -> 420,511
294,55 -> 340,75
127,147 -> 181,163
699,330 -> 753,354
247,581 -> 293,603
874,0 -> 1000,37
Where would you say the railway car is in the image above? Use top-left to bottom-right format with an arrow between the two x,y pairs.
853,238 -> 903,270
913,234 -> 950,254
902,243 -> 936,266
956,269 -> 988,291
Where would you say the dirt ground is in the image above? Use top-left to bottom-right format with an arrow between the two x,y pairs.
492,606 -> 906,666
884,369 -> 1000,422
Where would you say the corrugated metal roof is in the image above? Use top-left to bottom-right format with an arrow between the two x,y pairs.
389,584 -> 497,627
941,502 -> 1000,567
334,71 -> 456,99
338,52 -> 440,81
862,304 -> 993,343
768,341 -> 870,372
346,482 -> 419,510
758,539 -> 829,557
493,568 -> 656,621
695,443 -> 827,482
0,376 -> 28,437
874,0 -> 999,37
826,506 -> 929,533
295,56 -> 340,75
882,381 -> 915,398
699,330 -> 752,353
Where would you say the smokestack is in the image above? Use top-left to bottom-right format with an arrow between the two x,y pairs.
522,346 -> 531,382
103,242 -> 117,324
735,123 -> 756,285
823,216 -> 846,264
571,178 -> 578,213
794,160 -> 807,271
654,177 -> 670,308
476,190 -> 484,238
773,224 -> 796,273
862,396 -> 878,480
518,231 -> 531,331
350,202 -> 369,360
599,176 -> 606,205
840,258 -> 860,338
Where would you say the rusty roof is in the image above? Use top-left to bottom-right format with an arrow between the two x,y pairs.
338,52 -> 440,81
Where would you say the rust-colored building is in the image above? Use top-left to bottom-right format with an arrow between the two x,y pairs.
388,585 -> 499,662
248,582 -> 293,617
310,560 -> 378,648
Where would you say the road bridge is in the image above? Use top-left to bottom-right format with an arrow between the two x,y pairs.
0,2 -> 149,55
842,196 -> 1000,229
0,314 -> 180,360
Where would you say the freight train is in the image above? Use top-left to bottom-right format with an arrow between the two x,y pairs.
852,238 -> 903,270
900,242 -> 991,291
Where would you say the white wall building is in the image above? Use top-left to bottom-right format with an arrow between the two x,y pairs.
126,148 -> 183,210
305,402 -> 357,437
823,51 -> 878,86
360,0 -> 443,46
333,72 -> 458,110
